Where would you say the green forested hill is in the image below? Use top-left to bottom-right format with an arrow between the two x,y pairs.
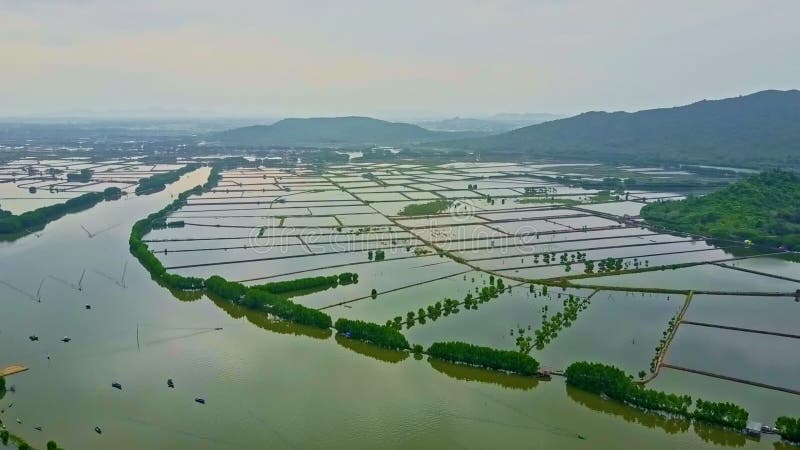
213,116 -> 480,146
641,171 -> 800,250
441,90 -> 800,168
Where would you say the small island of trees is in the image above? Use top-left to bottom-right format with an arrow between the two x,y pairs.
427,341 -> 540,376
398,200 -> 452,216
135,164 -> 200,195
334,318 -> 409,350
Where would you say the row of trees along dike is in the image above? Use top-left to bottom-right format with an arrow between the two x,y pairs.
334,318 -> 410,351
128,160 -> 354,330
0,187 -> 122,237
134,163 -> 200,195
427,341 -> 540,376
565,361 -> 751,431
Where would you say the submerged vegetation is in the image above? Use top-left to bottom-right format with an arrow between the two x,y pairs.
533,293 -> 591,350
642,170 -> 800,250
776,416 -> 800,444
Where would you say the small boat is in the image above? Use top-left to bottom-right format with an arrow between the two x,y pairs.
111,382 -> 122,390
34,426 -> 42,431
94,426 -> 102,434
16,419 -> 22,424
85,305 -> 92,310
61,337 -> 71,343
578,435 -> 587,440
214,327 -> 223,331
29,335 -> 39,341
167,379 -> 174,388
194,397 -> 205,404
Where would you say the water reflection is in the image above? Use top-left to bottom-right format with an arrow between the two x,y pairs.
160,281 -> 204,302
210,295 -> 332,340
566,385 -> 690,434
694,422 -> 747,447
566,386 -> 760,447
427,358 -> 539,391
334,335 -> 409,364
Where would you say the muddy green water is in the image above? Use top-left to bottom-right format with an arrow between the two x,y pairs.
0,170 -> 792,449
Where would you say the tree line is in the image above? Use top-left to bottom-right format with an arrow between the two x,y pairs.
0,187 -> 123,238
135,163 -> 200,195
565,361 -> 749,430
390,277 -> 508,330
533,294 -> 591,350
427,341 -> 541,376
334,318 -> 410,351
251,272 -> 358,295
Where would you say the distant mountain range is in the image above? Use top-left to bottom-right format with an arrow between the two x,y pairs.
416,113 -> 562,133
438,90 -> 800,168
212,116 -> 483,146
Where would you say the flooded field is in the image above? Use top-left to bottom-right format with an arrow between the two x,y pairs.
0,156 -> 188,214
1,160 -> 798,449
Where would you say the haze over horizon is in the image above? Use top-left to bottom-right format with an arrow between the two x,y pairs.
1,0 -> 798,119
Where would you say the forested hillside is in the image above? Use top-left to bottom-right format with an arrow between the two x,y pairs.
214,116 -> 479,146
641,170 -> 800,250
442,90 -> 800,168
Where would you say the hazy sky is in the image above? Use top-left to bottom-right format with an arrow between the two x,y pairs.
1,0 -> 798,118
